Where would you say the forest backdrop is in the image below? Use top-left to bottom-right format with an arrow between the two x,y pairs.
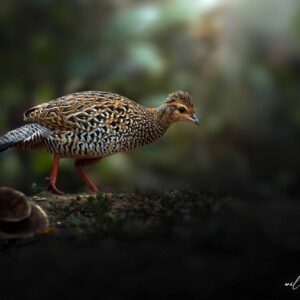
0,0 -> 299,197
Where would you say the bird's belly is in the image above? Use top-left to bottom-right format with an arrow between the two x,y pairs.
43,131 -> 151,158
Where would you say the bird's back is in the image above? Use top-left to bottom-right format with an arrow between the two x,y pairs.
24,91 -> 144,132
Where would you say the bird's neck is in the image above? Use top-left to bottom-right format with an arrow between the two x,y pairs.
146,105 -> 172,132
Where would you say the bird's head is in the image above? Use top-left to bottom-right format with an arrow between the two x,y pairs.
161,91 -> 199,126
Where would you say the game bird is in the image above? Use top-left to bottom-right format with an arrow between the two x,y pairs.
0,91 -> 199,194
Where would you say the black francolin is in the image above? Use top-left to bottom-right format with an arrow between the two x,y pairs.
0,91 -> 199,194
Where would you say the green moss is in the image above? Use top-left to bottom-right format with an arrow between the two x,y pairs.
42,190 -> 226,237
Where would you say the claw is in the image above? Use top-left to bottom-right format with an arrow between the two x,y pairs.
46,155 -> 65,195
88,185 -> 99,194
48,184 -> 65,195
45,177 -> 64,195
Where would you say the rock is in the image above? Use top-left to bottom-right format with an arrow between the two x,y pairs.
0,187 -> 31,222
0,187 -> 49,239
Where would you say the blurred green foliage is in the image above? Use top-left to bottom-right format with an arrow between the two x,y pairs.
0,0 -> 299,196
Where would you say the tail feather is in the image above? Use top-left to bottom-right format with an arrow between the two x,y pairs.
0,142 -> 13,152
0,136 -> 15,152
0,124 -> 52,151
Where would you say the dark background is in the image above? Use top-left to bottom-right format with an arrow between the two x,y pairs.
0,0 -> 299,299
0,0 -> 299,196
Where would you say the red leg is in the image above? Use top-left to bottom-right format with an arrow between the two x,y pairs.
47,155 -> 64,195
75,159 -> 100,193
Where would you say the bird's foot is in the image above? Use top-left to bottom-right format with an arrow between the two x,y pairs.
44,177 -> 65,195
48,185 -> 65,195
87,184 -> 100,194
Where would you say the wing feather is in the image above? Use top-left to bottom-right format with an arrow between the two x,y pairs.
23,91 -> 141,132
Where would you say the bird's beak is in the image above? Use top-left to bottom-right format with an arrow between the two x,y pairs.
188,114 -> 200,126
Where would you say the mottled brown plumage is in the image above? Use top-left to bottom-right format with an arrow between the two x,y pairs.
0,90 -> 199,194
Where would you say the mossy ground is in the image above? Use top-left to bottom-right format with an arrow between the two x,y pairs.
0,191 -> 299,299
30,190 -> 226,236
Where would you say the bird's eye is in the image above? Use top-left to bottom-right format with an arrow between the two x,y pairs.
178,107 -> 186,113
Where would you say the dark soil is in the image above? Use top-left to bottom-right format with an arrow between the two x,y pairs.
0,191 -> 299,299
